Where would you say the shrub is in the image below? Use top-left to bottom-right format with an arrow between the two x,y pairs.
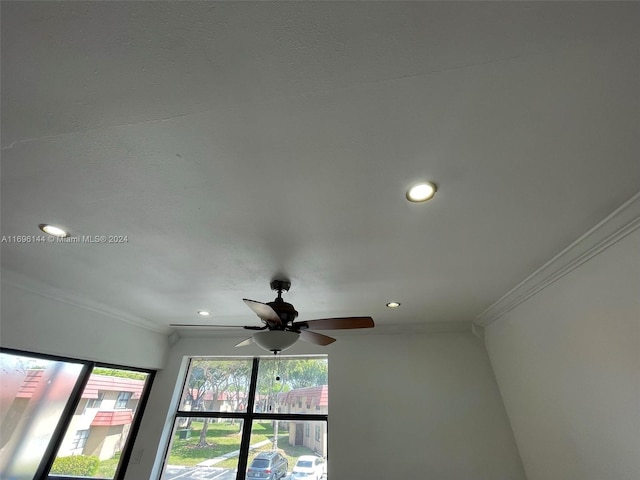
50,455 -> 100,476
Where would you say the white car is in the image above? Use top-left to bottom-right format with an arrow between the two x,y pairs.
290,455 -> 325,480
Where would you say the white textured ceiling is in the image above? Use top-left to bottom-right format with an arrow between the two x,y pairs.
2,2 -> 639,335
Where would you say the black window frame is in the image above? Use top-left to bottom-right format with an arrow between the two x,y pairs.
162,355 -> 328,480
0,347 -> 155,480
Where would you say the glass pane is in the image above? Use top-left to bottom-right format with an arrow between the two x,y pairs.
247,420 -> 327,480
161,417 -> 242,480
179,358 -> 253,413
255,357 -> 328,415
51,367 -> 151,479
0,351 -> 85,480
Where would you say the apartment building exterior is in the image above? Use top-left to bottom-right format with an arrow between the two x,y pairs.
278,385 -> 328,456
12,369 -> 145,461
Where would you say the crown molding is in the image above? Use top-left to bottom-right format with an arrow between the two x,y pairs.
1,269 -> 171,335
474,191 -> 640,329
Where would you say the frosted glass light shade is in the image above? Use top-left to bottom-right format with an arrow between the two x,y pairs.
253,330 -> 300,353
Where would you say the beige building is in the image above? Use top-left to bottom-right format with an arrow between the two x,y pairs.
278,385 -> 327,456
13,370 -> 145,461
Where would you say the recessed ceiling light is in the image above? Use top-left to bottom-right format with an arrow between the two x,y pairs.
406,181 -> 437,203
39,224 -> 69,237
386,302 -> 401,308
197,310 -> 211,317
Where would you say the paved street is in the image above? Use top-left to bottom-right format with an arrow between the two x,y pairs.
163,466 -> 327,480
164,465 -> 236,480
163,436 -> 327,480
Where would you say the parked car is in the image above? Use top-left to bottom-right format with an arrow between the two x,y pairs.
291,455 -> 325,480
246,451 -> 289,480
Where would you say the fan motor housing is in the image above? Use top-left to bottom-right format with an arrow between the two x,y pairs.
268,300 -> 298,325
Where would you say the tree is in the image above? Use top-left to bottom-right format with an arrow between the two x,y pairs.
283,359 -> 328,389
183,359 -> 254,447
225,360 -> 252,430
92,367 -> 147,381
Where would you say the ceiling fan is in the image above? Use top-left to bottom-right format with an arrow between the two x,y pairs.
170,280 -> 374,353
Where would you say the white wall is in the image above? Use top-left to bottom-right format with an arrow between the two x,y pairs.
126,331 -> 526,480
484,227 -> 640,480
0,281 -> 168,369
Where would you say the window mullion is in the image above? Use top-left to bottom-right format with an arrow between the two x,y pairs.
235,357 -> 261,480
252,412 -> 328,422
175,410 -> 249,419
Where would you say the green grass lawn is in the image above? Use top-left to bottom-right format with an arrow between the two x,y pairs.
95,454 -> 120,478
167,421 -> 245,467
167,420 -> 317,470
92,420 -> 319,476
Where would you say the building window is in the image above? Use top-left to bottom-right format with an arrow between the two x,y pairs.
0,348 -> 154,480
115,391 -> 132,409
315,425 -> 321,442
86,391 -> 105,409
162,355 -> 328,480
71,429 -> 90,450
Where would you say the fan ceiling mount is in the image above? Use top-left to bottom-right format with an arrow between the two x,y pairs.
171,279 -> 375,353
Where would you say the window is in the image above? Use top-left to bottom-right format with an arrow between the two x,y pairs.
71,429 -> 90,449
86,391 -> 105,410
161,355 -> 328,480
0,348 -> 154,480
115,391 -> 132,408
305,423 -> 310,437
315,425 -> 321,442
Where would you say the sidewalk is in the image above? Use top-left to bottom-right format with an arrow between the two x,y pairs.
196,438 -> 273,467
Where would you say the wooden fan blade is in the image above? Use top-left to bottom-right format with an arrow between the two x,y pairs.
299,330 -> 336,346
293,316 -> 374,330
243,299 -> 282,324
235,337 -> 255,348
170,324 -> 251,328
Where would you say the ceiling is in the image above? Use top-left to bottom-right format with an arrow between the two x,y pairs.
2,2 -> 639,337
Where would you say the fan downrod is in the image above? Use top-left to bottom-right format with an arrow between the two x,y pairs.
268,280 -> 298,324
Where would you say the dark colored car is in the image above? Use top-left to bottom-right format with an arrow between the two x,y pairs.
246,451 -> 289,480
